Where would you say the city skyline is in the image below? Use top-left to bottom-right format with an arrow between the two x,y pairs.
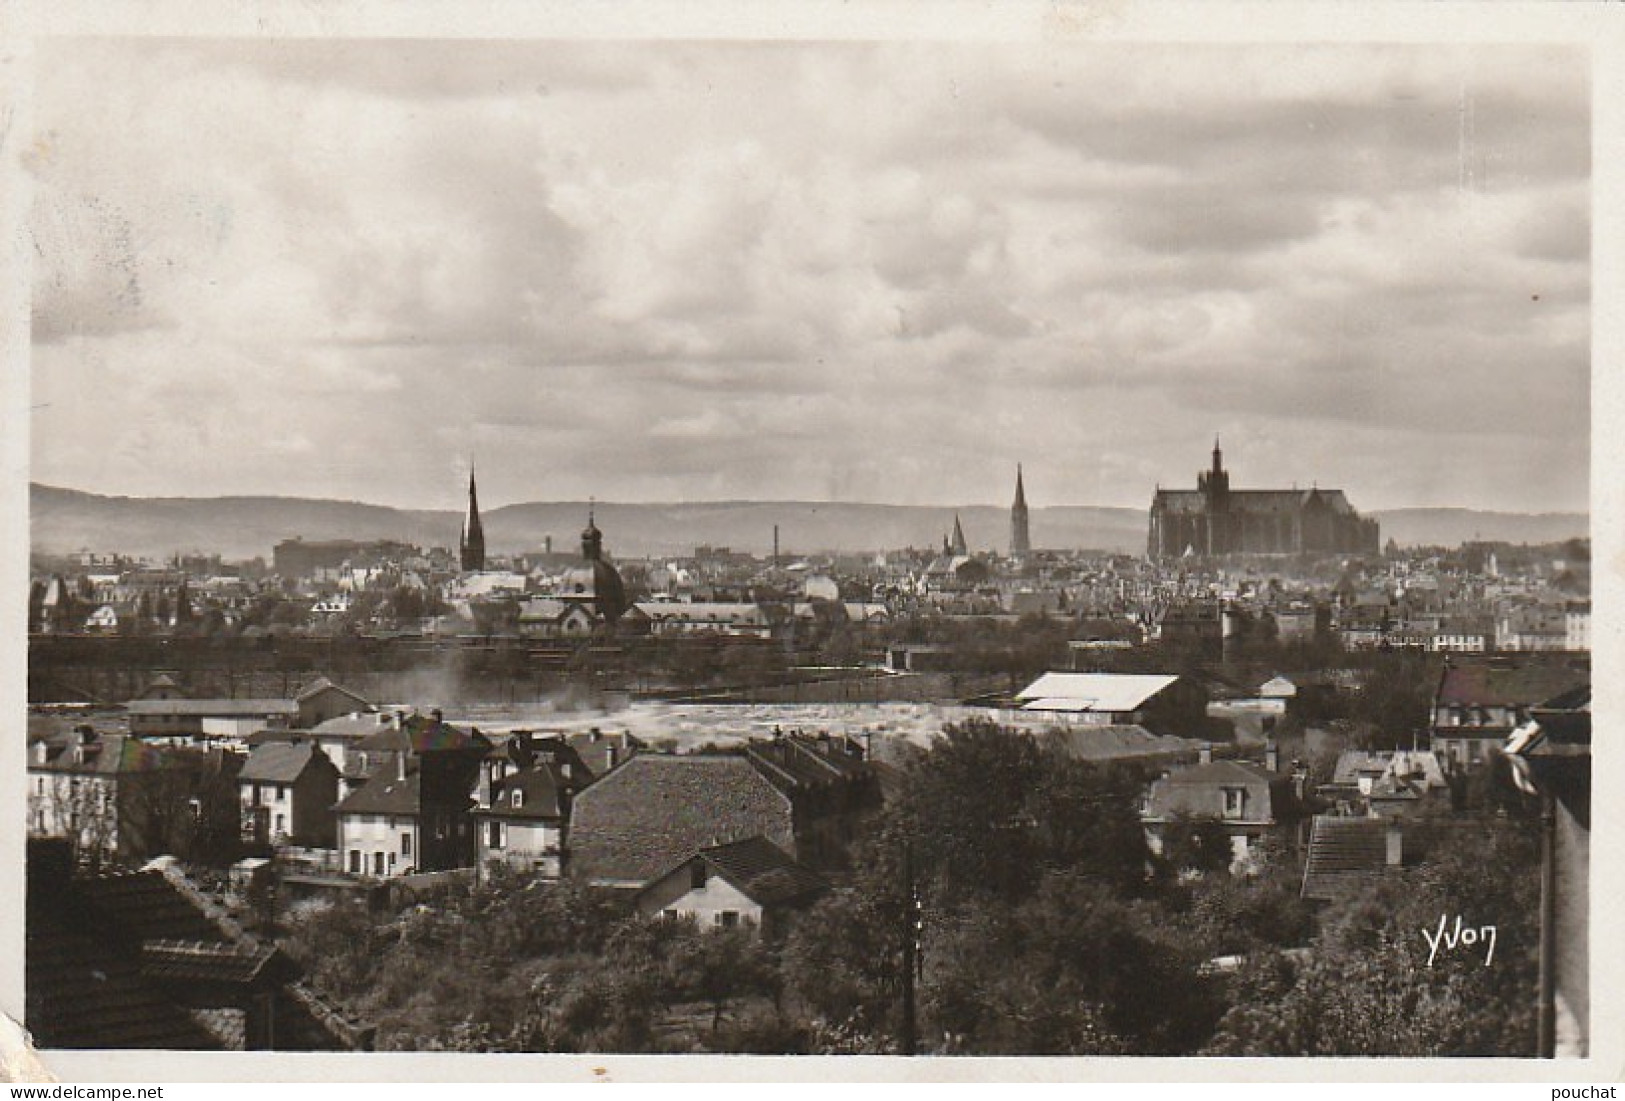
29,39 -> 1589,514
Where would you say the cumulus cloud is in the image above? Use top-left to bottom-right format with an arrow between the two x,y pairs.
28,38 -> 1590,514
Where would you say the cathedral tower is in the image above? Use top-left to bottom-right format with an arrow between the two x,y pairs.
1010,464 -> 1031,556
459,467 -> 485,573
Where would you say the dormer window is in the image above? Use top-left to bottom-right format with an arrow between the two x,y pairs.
1221,787 -> 1247,818
511,788 -> 524,809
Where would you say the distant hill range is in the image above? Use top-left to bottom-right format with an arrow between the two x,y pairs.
29,483 -> 1589,563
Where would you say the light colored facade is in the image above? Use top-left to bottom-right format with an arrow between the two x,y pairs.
639,866 -> 762,930
238,779 -> 295,842
477,816 -> 564,879
1428,631 -> 1489,653
1565,603 -> 1590,652
336,811 -> 419,878
26,736 -> 210,865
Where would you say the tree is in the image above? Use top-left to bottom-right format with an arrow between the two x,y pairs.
665,924 -> 779,1033
781,874 -> 907,1040
1158,813 -> 1235,879
921,871 -> 1219,1054
1203,816 -> 1540,1055
893,721 -> 1153,903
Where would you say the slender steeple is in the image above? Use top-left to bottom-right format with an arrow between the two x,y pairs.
950,514 -> 968,557
459,466 -> 485,572
1010,463 -> 1031,556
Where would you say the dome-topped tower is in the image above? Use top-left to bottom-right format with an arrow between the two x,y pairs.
561,501 -> 626,622
581,504 -> 604,561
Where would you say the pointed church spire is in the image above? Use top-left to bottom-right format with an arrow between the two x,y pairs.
950,514 -> 968,556
1010,463 -> 1031,556
459,463 -> 485,572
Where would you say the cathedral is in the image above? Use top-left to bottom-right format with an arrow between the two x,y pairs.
1148,440 -> 1379,559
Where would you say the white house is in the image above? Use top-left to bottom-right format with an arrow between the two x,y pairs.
635,835 -> 827,939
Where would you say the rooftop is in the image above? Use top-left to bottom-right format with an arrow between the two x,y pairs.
239,741 -> 334,784
694,836 -> 828,908
568,755 -> 794,887
1016,672 -> 1180,713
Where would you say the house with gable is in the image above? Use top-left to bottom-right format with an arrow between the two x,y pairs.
1319,748 -> 1448,818
1429,654 -> 1590,772
473,732 -> 595,880
27,731 -> 241,867
242,710 -> 399,790
237,742 -> 340,849
635,835 -> 828,939
293,677 -> 373,728
517,597 -> 597,639
566,733 -> 880,890
332,711 -> 491,877
1141,746 -> 1306,872
566,755 -> 799,890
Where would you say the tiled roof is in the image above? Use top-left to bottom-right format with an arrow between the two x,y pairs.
79,871 -> 231,943
28,848 -> 363,1051
353,713 -> 491,754
696,836 -> 828,908
26,923 -> 223,1050
1331,750 -> 1393,786
334,771 -> 424,816
568,755 -> 795,887
565,729 -> 643,778
1435,656 -> 1590,709
239,741 -> 332,783
1301,815 -> 1394,901
480,766 -> 567,820
140,939 -> 279,985
1143,760 -> 1281,824
30,735 -> 184,775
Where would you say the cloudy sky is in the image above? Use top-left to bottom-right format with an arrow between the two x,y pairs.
28,38 -> 1589,513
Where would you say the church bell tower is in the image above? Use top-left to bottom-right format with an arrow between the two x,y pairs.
459,466 -> 486,573
1010,464 -> 1031,557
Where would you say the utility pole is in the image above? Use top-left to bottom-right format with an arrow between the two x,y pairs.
900,838 -> 918,1056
